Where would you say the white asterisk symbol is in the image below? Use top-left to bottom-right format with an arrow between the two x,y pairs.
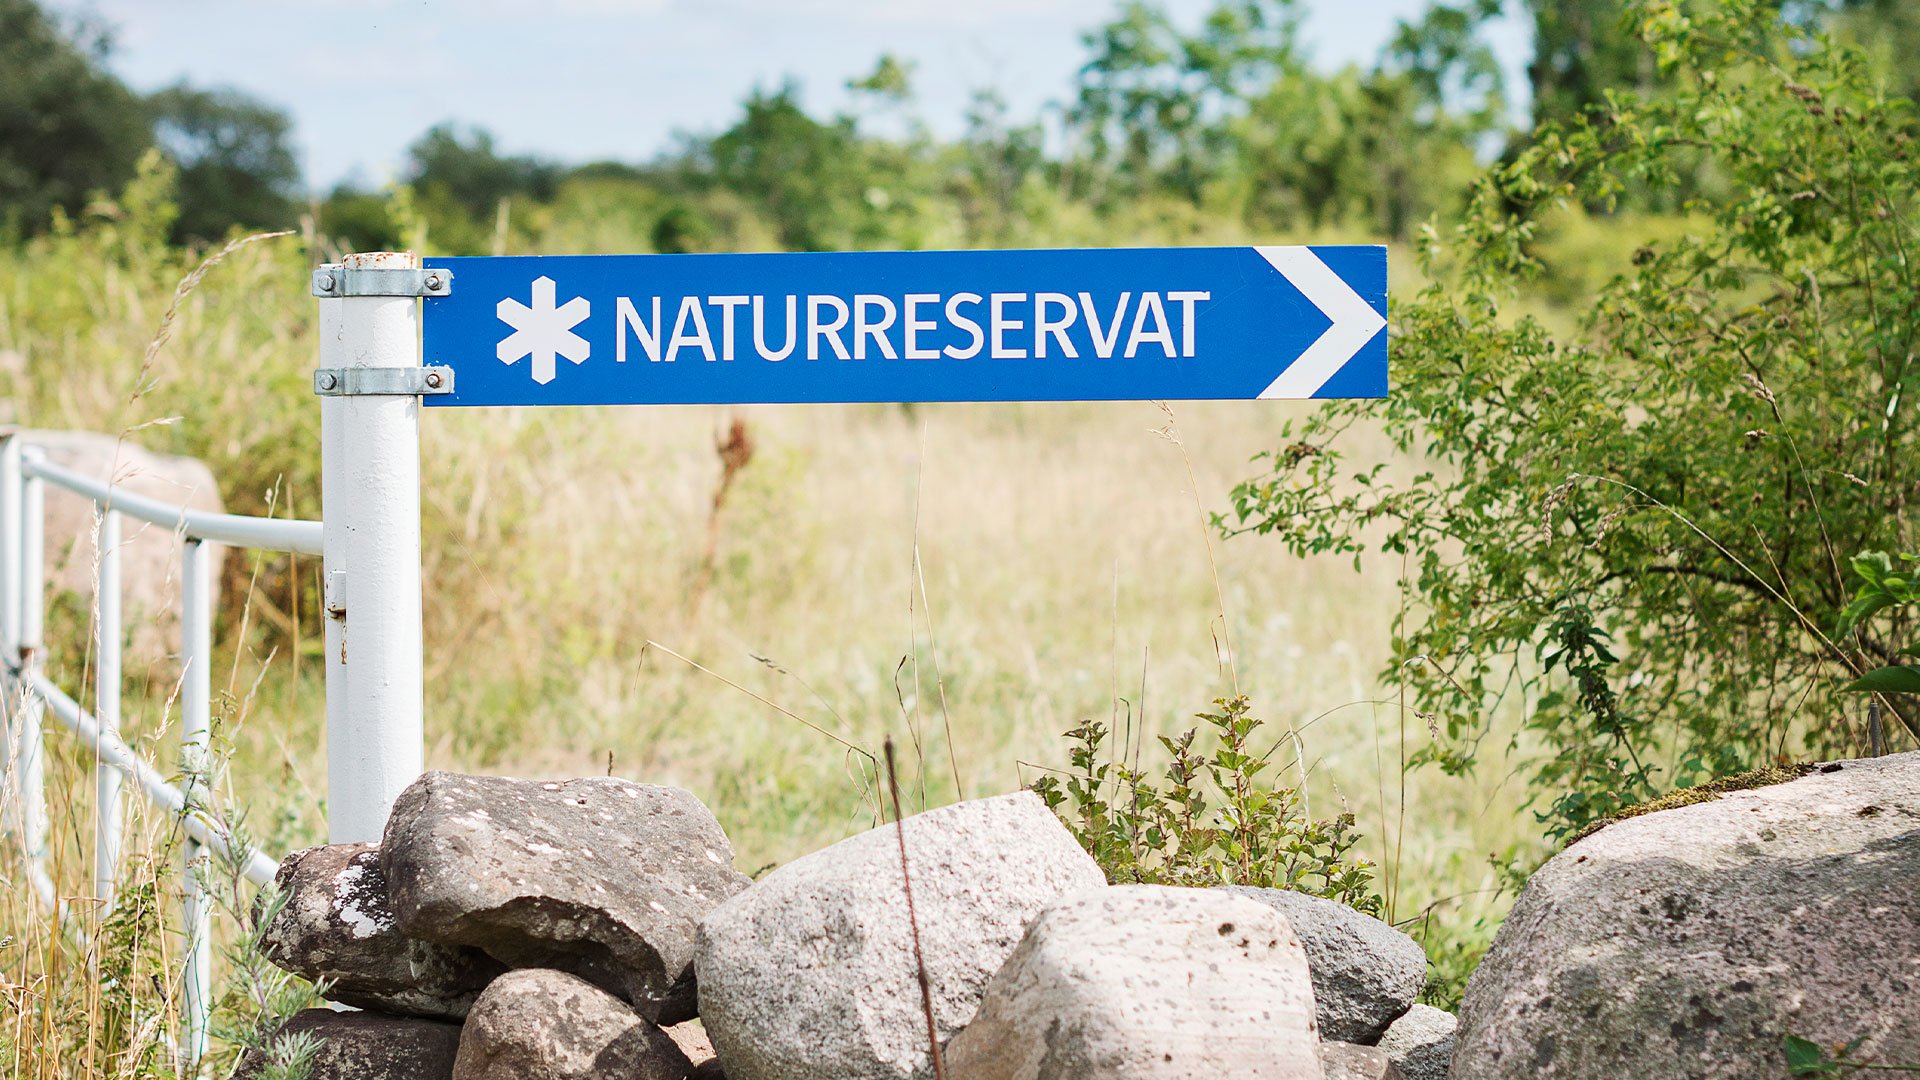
497,276 -> 591,385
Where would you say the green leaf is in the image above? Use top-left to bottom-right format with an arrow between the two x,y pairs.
1837,592 -> 1898,637
1850,551 -> 1895,585
1842,666 -> 1920,695
1782,1035 -> 1834,1076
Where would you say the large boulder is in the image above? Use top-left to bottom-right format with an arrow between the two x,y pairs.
943,885 -> 1325,1079
453,968 -> 693,1080
694,791 -> 1105,1080
1374,1005 -> 1453,1080
260,842 -> 504,1019
1321,1042 -> 1407,1080
1455,753 -> 1920,1079
231,1009 -> 461,1080
14,429 -> 225,664
1221,886 -> 1426,1042
382,772 -> 751,1024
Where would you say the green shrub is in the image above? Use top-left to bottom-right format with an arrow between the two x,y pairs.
1224,0 -> 1920,843
1032,696 -> 1381,914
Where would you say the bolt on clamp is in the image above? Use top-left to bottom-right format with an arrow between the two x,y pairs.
312,266 -> 453,298
313,366 -> 456,396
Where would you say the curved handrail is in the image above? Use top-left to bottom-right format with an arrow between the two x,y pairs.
31,674 -> 281,887
20,454 -> 323,556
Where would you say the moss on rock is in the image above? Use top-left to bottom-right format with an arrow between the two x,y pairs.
1563,762 -> 1818,847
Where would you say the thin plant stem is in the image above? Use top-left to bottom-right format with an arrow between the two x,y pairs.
884,739 -> 946,1080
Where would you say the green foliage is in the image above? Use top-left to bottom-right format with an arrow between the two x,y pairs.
0,151 -> 322,561
1225,0 -> 1920,842
209,873 -> 325,1080
849,54 -> 915,103
1522,0 -> 1659,131
1843,667 -> 1920,695
1032,696 -> 1382,914
1785,1034 -> 1920,1075
1068,0 -> 1503,238
315,185 -> 404,253
1811,1 -> 1920,100
0,0 -> 149,236
248,1032 -> 321,1080
405,123 -> 564,255
694,83 -> 925,252
1387,0 -> 1507,131
410,123 -> 562,218
1789,1035 -> 1862,1076
1837,551 -> 1920,694
1532,606 -> 1658,840
951,89 -> 1049,247
148,82 -> 302,244
1071,0 -> 1305,206
1408,904 -> 1501,1010
92,869 -> 172,1074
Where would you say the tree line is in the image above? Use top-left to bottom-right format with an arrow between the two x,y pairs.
6,0 -> 1915,255
5,0 -> 1917,847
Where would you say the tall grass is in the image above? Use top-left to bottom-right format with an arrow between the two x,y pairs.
0,166 -> 1542,1073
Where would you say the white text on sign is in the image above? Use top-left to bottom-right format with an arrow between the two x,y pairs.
614,290 -> 1214,364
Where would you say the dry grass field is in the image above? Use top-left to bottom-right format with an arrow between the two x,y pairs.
0,210 -> 1540,1073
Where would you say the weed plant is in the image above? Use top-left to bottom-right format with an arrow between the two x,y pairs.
1033,696 -> 1379,913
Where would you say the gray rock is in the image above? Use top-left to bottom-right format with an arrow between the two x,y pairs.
383,771 -> 751,1024
1455,752 -> 1920,1079
231,1009 -> 461,1080
1375,1006 -> 1453,1080
260,842 -> 504,1019
1221,886 -> 1426,1042
453,968 -> 693,1080
944,885 -> 1325,1079
663,1021 -> 717,1073
694,791 -> 1105,1080
1322,1041 -> 1407,1080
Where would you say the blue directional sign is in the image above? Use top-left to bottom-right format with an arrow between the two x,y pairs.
420,246 -> 1385,407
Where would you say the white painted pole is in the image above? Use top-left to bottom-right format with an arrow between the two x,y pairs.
95,506 -> 124,907
320,356 -> 351,846
179,536 -> 213,1068
318,251 -> 427,844
18,448 -> 53,910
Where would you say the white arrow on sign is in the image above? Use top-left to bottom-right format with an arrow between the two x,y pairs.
1255,246 -> 1387,399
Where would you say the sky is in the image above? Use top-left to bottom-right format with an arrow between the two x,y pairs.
47,0 -> 1531,192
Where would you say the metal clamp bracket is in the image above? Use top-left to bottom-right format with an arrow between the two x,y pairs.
312,266 -> 453,298
314,366 -> 455,397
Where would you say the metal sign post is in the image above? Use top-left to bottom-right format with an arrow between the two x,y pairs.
309,242 -> 1385,845
313,252 -> 447,844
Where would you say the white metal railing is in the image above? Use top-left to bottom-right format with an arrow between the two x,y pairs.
1,433 -> 312,1066
3,251 -> 436,1070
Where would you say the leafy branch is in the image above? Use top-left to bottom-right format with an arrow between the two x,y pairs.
1837,552 -> 1920,695
1032,696 -> 1381,914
